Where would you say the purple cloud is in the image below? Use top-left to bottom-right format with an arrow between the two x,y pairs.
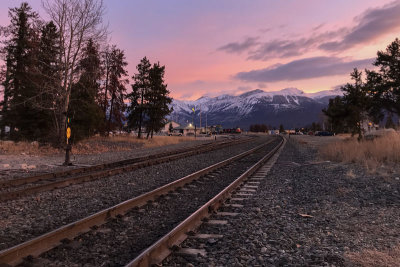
247,30 -> 345,60
218,1 -> 400,59
234,56 -> 374,82
320,0 -> 400,51
217,37 -> 260,54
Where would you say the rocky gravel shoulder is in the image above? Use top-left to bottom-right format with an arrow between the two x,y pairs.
164,137 -> 400,266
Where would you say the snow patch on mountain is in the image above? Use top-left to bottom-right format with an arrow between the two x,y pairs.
169,87 -> 342,128
172,88 -> 341,115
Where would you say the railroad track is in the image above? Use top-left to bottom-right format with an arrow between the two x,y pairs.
0,136 -> 283,266
0,136 -> 253,202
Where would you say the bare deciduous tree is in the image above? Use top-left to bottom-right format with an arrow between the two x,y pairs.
42,0 -> 107,145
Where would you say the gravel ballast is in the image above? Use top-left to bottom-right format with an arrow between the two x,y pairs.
163,137 -> 400,266
0,138 -> 215,181
0,136 -> 272,250
33,139 -> 281,266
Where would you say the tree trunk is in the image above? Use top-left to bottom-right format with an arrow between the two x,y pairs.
138,90 -> 143,139
103,60 -> 109,119
108,94 -> 115,135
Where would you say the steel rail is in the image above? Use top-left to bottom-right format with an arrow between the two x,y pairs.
0,137 -> 250,189
0,138 -> 274,266
126,136 -> 284,267
0,137 -> 253,202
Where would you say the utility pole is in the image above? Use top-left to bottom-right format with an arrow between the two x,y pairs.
206,113 -> 208,134
192,107 -> 195,125
199,105 -> 202,132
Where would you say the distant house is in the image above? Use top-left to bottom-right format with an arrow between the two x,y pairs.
173,123 -> 196,136
162,121 -> 180,134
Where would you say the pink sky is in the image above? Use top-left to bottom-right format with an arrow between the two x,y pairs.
1,0 -> 399,100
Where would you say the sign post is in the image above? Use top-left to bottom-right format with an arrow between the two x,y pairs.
63,118 -> 72,166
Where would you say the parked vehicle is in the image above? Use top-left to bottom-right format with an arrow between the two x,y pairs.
315,131 -> 334,136
168,132 -> 183,136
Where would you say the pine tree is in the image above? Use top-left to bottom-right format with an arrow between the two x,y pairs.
1,3 -> 41,140
145,62 -> 173,138
33,21 -> 61,141
341,69 -> 370,140
69,39 -> 104,140
127,57 -> 151,138
372,38 -> 400,116
99,45 -> 128,135
0,56 -> 12,139
385,114 -> 395,129
101,45 -> 111,127
323,96 -> 349,133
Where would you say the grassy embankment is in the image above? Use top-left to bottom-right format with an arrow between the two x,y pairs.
319,132 -> 400,172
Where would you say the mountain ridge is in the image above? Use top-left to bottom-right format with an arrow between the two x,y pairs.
168,88 -> 342,129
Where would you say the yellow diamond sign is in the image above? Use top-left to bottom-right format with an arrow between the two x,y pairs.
66,127 -> 71,139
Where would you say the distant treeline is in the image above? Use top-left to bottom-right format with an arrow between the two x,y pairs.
249,124 -> 269,132
0,1 -> 172,146
323,38 -> 400,140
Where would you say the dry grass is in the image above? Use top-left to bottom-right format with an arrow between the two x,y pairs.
346,246 -> 400,267
0,140 -> 59,155
91,135 -> 196,148
0,135 -> 199,156
141,136 -> 197,147
72,135 -> 198,154
319,132 -> 400,172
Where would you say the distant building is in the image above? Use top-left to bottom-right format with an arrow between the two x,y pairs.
362,120 -> 379,134
162,121 -> 180,133
172,123 -> 196,136
206,125 -> 223,134
268,130 -> 280,135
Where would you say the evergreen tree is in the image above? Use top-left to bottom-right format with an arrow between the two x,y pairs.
249,124 -> 268,132
311,122 -> 322,132
33,21 -> 61,141
69,39 -> 104,140
371,38 -> 400,116
106,46 -> 128,133
1,3 -> 41,140
127,57 -> 151,138
145,62 -> 173,138
101,45 -> 111,127
385,114 -> 396,129
323,96 -> 349,133
341,69 -> 370,140
0,56 -> 12,139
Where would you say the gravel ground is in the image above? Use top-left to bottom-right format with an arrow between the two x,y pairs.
0,136 -> 272,251
33,139 -> 281,267
0,137 -> 247,194
0,137 -> 218,181
163,137 -> 400,266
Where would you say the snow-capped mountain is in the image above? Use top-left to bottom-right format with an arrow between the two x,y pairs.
168,88 -> 342,129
